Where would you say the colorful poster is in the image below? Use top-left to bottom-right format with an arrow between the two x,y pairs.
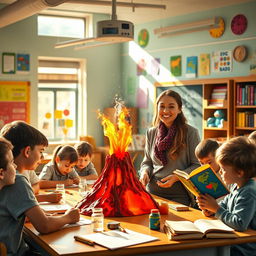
212,51 -> 232,73
137,58 -> 147,76
151,58 -> 160,76
17,53 -> 30,73
199,53 -> 210,76
186,56 -> 197,78
0,81 -> 30,129
170,55 -> 181,76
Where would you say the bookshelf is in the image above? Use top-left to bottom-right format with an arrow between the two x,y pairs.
233,76 -> 256,137
202,79 -> 233,141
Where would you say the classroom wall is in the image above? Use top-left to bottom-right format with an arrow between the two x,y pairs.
0,10 -> 122,146
121,1 -> 256,138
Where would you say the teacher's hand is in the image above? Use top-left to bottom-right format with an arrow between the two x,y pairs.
139,170 -> 150,187
157,175 -> 179,188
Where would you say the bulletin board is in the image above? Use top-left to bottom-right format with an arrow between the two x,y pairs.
0,81 -> 30,129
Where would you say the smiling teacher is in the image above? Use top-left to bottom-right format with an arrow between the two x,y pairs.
139,89 -> 200,206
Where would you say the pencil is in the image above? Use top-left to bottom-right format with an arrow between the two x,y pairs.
65,190 -> 73,195
74,236 -> 95,246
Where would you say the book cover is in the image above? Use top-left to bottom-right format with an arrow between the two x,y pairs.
173,164 -> 229,199
164,219 -> 237,240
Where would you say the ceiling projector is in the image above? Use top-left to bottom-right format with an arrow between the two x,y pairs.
97,19 -> 134,42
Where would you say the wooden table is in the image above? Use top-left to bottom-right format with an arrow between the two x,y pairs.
24,188 -> 256,256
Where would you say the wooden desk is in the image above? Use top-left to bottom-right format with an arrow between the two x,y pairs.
24,189 -> 256,256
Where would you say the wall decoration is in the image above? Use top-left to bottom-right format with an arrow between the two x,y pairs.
0,81 -> 30,129
231,14 -> 247,35
199,54 -> 210,76
170,55 -> 181,76
150,58 -> 160,76
186,56 -> 197,78
137,58 -> 147,76
2,52 -> 15,74
17,54 -> 30,73
138,29 -> 149,48
233,45 -> 248,62
209,17 -> 225,38
250,50 -> 256,75
136,86 -> 148,108
212,50 -> 232,73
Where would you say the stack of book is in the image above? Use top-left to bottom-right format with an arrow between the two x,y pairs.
236,84 -> 256,106
208,86 -> 227,107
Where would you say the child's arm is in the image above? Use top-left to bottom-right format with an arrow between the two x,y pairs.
196,194 -> 220,213
84,174 -> 98,180
25,205 -> 80,234
39,179 -> 73,188
36,193 -> 62,203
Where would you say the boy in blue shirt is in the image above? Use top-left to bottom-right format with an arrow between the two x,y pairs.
0,122 -> 80,255
197,136 -> 256,256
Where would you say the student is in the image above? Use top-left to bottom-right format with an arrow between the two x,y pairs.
1,121 -> 61,203
197,136 -> 256,256
74,142 -> 98,180
39,145 -> 80,188
0,136 -> 80,256
195,139 -> 220,173
139,89 -> 200,205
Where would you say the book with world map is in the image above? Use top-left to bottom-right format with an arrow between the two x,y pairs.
173,164 -> 229,199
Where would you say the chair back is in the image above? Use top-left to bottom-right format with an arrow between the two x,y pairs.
0,242 -> 7,256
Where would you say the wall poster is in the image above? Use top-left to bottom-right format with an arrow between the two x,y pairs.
0,81 -> 30,129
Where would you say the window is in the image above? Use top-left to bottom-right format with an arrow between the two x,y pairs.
38,59 -> 80,141
38,15 -> 85,38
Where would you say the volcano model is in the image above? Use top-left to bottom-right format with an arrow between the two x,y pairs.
77,106 -> 158,216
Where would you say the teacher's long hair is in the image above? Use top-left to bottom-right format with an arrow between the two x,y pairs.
153,89 -> 187,159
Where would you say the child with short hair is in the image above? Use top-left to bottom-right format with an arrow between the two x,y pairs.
1,121 -> 61,203
39,145 -> 80,188
195,139 -> 220,173
197,136 -> 256,256
0,134 -> 80,255
74,142 -> 98,180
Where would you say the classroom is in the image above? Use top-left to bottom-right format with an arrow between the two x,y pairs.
0,0 -> 256,256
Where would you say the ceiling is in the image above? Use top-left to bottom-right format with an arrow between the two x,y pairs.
0,0 -> 252,24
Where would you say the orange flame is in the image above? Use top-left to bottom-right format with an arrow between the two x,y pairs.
98,107 -> 132,158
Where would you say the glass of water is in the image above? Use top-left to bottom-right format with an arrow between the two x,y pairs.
56,183 -> 65,203
79,179 -> 87,197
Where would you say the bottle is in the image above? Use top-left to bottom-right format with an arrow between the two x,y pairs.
91,208 -> 104,232
56,183 -> 65,203
149,209 -> 160,230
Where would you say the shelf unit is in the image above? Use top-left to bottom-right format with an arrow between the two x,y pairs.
233,76 -> 256,137
202,79 -> 233,141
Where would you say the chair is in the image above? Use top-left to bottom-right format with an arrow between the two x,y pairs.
0,242 -> 7,256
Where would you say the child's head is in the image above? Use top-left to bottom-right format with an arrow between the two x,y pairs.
0,121 -> 48,170
248,131 -> 256,144
216,136 -> 256,187
53,145 -> 78,175
74,142 -> 93,170
195,139 -> 220,172
0,137 -> 16,189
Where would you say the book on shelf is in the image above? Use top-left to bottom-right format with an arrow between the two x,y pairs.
208,99 -> 225,107
164,219 -> 237,240
173,164 -> 229,199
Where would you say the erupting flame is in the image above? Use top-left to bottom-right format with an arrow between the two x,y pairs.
98,106 -> 132,157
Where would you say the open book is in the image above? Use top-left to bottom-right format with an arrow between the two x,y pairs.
165,219 -> 237,240
74,229 -> 158,250
173,164 -> 229,199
